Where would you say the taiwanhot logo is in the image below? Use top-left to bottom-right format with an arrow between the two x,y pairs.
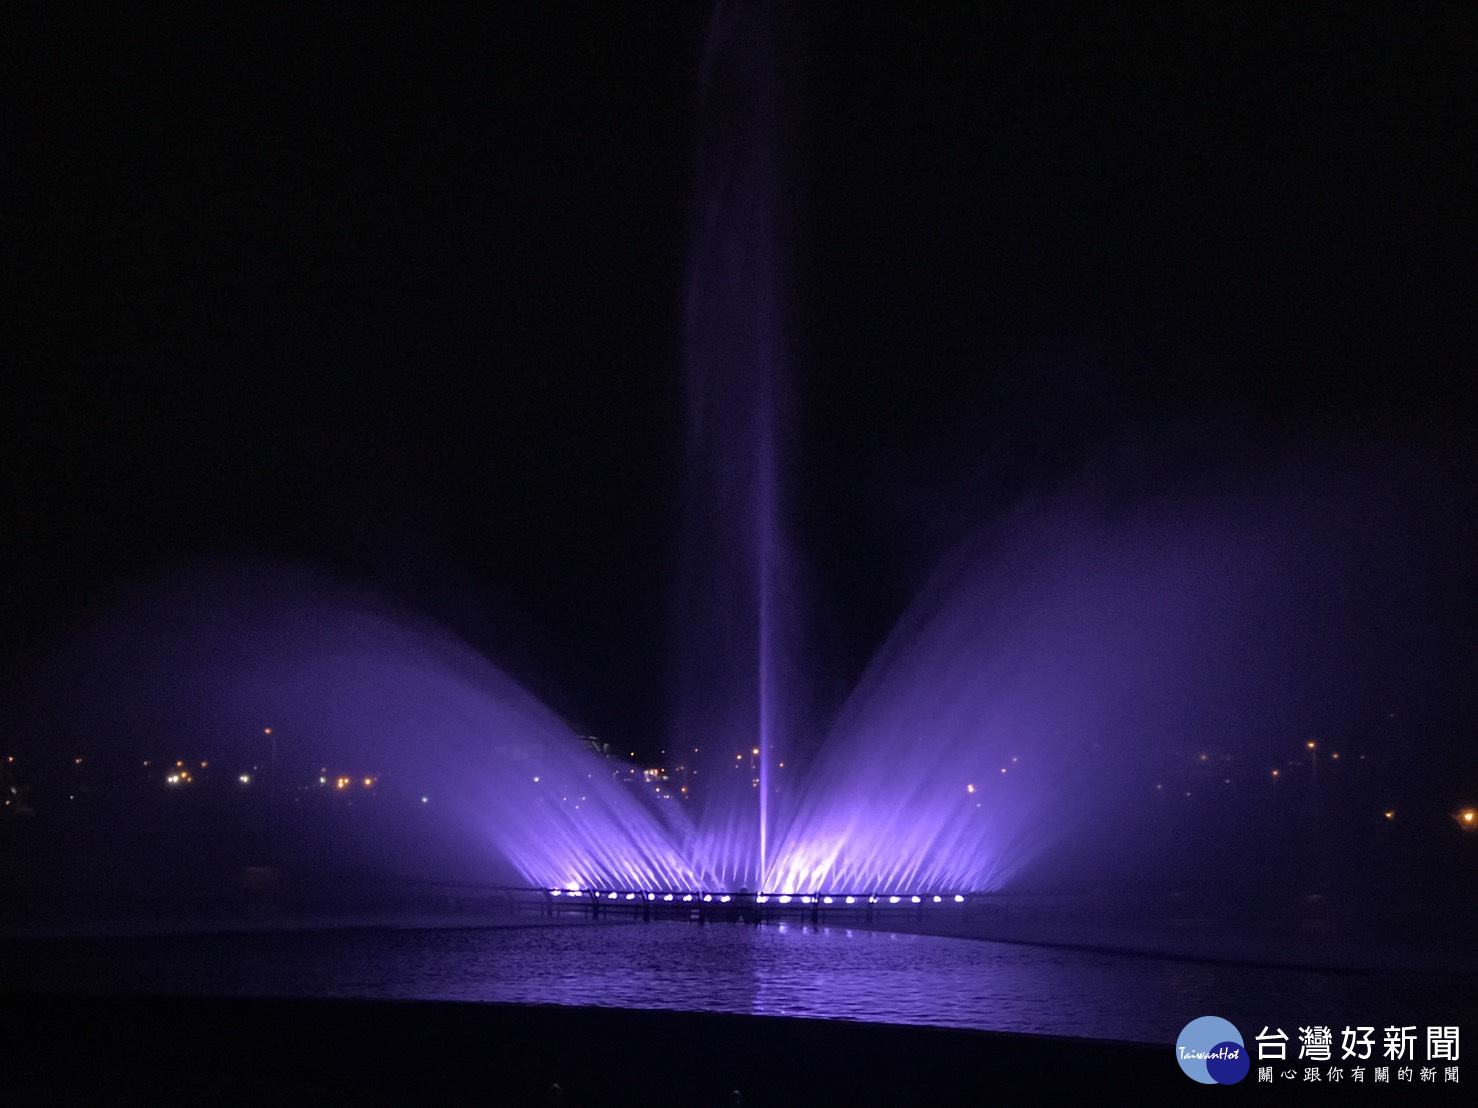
1176,1016 -> 1250,1084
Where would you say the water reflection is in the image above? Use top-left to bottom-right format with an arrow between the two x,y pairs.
3,922 -> 1472,1045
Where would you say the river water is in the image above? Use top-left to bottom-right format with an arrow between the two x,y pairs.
2,919 -> 1472,1046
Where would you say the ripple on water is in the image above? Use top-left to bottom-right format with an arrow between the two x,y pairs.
4,922 -> 1473,1045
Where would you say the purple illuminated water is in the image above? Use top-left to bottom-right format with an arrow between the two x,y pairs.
43,443 -> 1449,908
52,567 -> 704,894
766,486 -> 1395,893
6,922 -> 1471,1042
672,0 -> 797,891
28,6 -> 1464,911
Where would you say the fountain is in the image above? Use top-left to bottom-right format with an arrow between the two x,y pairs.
767,463 -> 1464,895
21,440 -> 1463,925
672,0 -> 797,892
8,4 -> 1470,925
25,564 -> 700,895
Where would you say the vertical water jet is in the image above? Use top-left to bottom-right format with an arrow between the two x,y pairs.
673,0 -> 795,889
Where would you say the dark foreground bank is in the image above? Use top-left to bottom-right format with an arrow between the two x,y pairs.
2,993 -> 1173,1105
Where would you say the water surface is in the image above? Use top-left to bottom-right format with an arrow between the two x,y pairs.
4,920 -> 1472,1045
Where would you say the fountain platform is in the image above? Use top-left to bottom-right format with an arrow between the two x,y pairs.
524,886 -> 1055,927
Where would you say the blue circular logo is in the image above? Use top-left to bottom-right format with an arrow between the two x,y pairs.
1206,1040 -> 1251,1084
1176,1017 -> 1248,1084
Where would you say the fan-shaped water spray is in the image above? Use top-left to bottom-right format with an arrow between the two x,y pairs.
11,5 -> 1470,919
41,566 -> 704,893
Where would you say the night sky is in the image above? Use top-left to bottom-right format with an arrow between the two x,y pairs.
6,4 -> 1474,760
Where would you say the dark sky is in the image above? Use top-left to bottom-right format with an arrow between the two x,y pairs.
5,4 -> 1474,758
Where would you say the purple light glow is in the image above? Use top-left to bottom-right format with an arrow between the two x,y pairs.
672,0 -> 800,892
30,10 -> 1463,914
49,479 -> 1432,900
57,566 -> 705,893
758,464 -> 1443,894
